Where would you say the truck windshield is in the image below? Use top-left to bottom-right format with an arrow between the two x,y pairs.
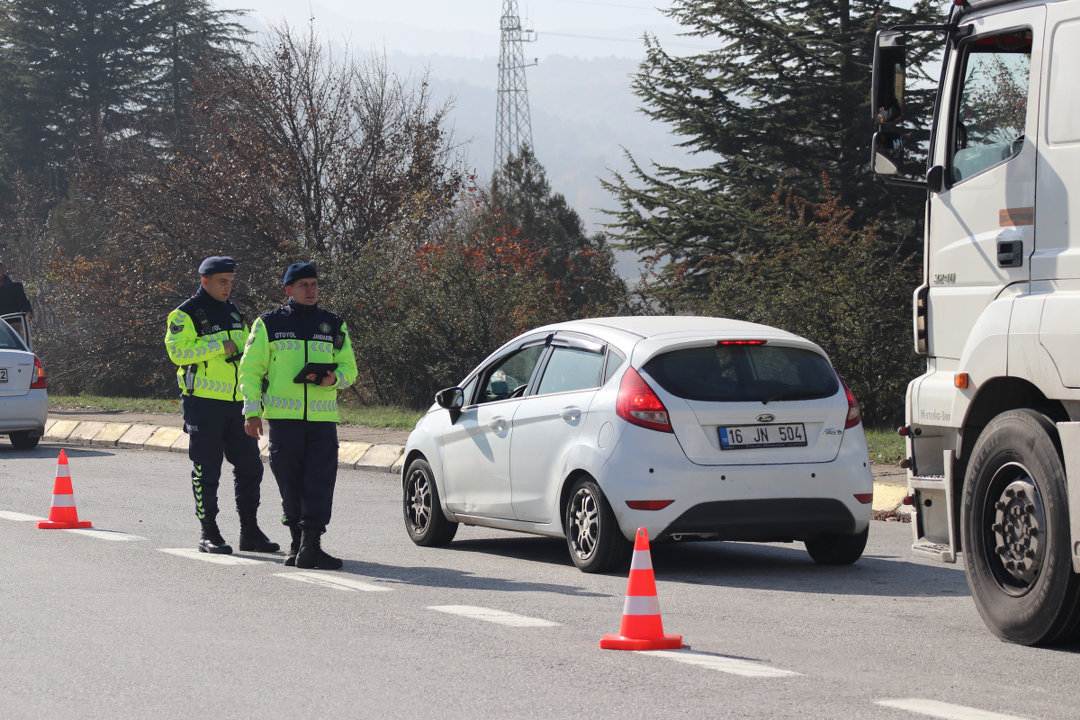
952,31 -> 1032,183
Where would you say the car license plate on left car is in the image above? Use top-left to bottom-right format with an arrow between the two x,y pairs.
719,423 -> 806,450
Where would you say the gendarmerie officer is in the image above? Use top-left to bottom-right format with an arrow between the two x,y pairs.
239,263 -> 358,569
165,256 -> 279,555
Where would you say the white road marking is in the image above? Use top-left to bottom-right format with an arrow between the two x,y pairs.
428,605 -> 560,627
639,649 -> 801,678
159,548 -> 266,565
65,528 -> 143,541
275,572 -> 391,592
876,699 -> 1031,720
0,511 -> 45,521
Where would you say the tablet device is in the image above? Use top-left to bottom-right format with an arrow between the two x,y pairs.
293,363 -> 338,384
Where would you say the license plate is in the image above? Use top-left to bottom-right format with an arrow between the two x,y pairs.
0,368 -> 7,383
719,423 -> 806,450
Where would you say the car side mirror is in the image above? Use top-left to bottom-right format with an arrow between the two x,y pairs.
435,387 -> 464,411
436,387 -> 465,424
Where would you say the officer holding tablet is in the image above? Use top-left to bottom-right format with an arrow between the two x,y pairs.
238,263 -> 358,569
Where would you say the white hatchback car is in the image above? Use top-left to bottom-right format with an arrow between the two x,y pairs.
401,317 -> 874,572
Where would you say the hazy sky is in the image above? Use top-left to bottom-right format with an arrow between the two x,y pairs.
221,0 -> 710,59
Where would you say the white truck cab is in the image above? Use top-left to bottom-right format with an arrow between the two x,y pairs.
872,0 -> 1080,645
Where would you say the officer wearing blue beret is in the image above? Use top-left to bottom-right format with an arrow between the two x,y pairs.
239,263 -> 358,569
165,256 -> 279,555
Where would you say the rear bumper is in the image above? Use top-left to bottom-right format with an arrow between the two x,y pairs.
659,498 -> 855,541
597,422 -> 873,542
0,390 -> 47,435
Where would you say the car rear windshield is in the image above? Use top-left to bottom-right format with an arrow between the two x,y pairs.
0,322 -> 25,350
642,344 -> 839,403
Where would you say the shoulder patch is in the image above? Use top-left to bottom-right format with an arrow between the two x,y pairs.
170,323 -> 184,335
319,322 -> 331,333
231,312 -> 241,322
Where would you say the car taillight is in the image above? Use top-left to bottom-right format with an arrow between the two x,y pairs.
30,356 -> 45,389
839,376 -> 860,429
616,367 -> 673,433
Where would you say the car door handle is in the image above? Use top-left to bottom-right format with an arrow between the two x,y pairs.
488,416 -> 507,430
559,406 -> 581,421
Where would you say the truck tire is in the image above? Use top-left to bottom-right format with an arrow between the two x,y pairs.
961,409 -> 1080,645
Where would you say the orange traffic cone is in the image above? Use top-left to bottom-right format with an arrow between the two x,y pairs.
36,450 -> 92,529
601,527 -> 682,650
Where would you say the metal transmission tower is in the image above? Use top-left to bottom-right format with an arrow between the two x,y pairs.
494,0 -> 536,169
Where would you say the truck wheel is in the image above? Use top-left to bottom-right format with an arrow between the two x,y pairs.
962,409 -> 1080,646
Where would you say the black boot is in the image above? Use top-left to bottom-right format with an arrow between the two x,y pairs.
238,509 -> 281,553
199,518 -> 232,554
283,526 -> 303,566
294,528 -> 343,570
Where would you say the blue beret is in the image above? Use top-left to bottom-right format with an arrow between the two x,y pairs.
198,256 -> 236,275
283,262 -> 318,286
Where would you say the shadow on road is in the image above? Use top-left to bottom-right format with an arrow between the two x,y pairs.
341,559 -> 611,598
0,443 -> 114,459
386,531 -> 971,600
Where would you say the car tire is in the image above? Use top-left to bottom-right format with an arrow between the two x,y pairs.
961,409 -> 1080,646
9,431 -> 39,450
403,457 -> 458,547
565,476 -> 631,573
805,526 -> 868,565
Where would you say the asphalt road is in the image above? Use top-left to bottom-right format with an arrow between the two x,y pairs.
2,443 -> 1079,720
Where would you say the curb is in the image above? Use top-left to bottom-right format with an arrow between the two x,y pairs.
41,417 -> 406,476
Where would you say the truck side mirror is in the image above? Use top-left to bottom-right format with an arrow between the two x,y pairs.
872,31 -> 907,127
872,131 -> 902,175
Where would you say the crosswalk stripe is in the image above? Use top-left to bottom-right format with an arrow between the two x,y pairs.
275,572 -> 391,592
876,699 -> 1031,720
428,605 -> 559,627
639,649 -> 801,678
159,548 -> 266,565
0,510 -> 45,522
65,529 -> 143,541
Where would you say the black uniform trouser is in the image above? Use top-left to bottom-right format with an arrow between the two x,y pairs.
182,395 -> 263,521
267,419 -> 338,532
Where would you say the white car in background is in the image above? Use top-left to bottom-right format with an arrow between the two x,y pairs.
0,312 -> 47,450
401,317 -> 874,573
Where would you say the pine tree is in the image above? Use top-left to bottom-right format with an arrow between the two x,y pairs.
485,147 -> 625,313
0,0 -> 246,199
148,0 -> 248,140
602,0 -> 941,292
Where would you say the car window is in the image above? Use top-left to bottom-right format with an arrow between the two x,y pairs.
537,347 -> 605,395
0,321 -> 26,350
642,344 -> 838,403
477,345 -> 545,404
604,348 -> 626,385
951,30 -> 1031,183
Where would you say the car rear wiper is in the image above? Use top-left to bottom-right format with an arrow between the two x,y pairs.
761,390 -> 825,405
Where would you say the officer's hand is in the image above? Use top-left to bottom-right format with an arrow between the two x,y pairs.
318,372 -> 336,387
223,339 -> 238,355
244,417 -> 263,438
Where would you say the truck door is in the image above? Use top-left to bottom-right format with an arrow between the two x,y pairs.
927,11 -> 1045,361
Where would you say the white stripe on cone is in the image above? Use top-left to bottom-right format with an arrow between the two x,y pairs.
50,495 -> 76,508
630,549 -> 653,570
622,595 -> 662,616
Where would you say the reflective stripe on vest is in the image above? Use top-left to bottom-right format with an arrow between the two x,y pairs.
263,394 -> 303,411
309,400 -> 338,413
